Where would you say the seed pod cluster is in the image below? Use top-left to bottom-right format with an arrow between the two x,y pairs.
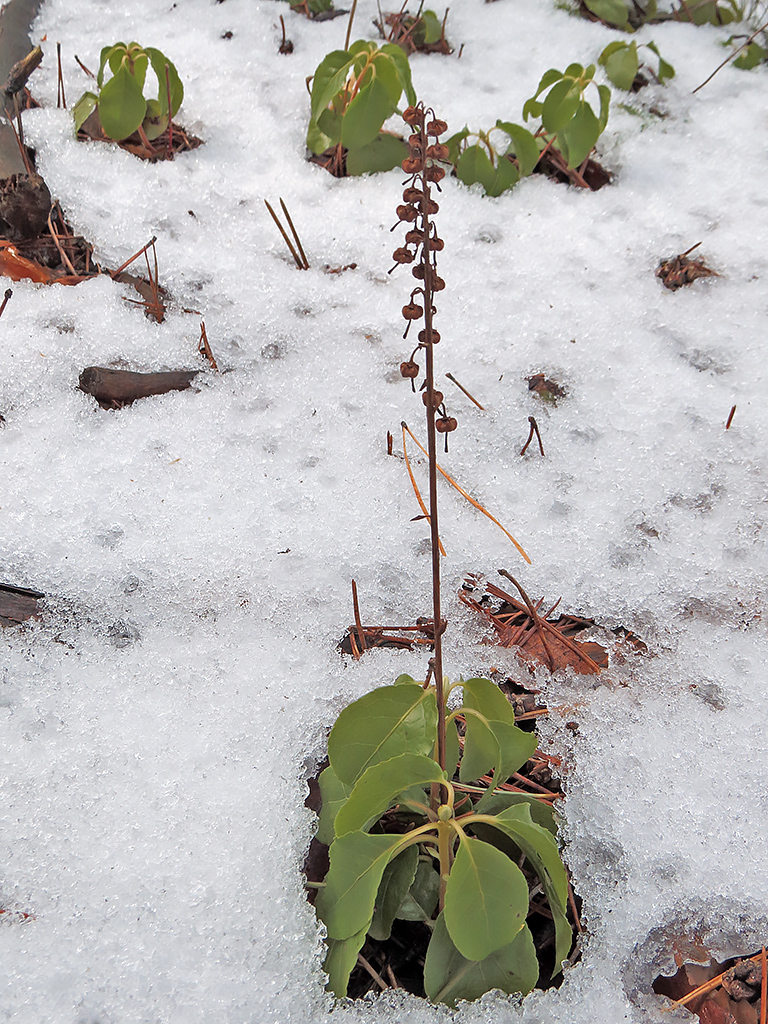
390,103 -> 458,449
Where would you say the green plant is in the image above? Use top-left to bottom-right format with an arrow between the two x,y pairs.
674,0 -> 744,22
310,105 -> 574,1007
727,34 -> 768,67
577,0 -> 745,28
523,63 -> 611,171
598,40 -> 674,90
73,42 -> 183,143
377,8 -> 452,54
306,41 -> 416,176
280,0 -> 334,17
443,121 -> 540,197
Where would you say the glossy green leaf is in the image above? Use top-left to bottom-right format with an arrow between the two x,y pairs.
97,64 -> 147,140
323,923 -> 369,997
397,859 -> 440,921
372,52 -> 403,108
600,41 -> 638,91
461,678 -> 538,786
558,99 -> 600,168
380,43 -> 417,106
459,707 -> 498,783
141,99 -> 168,141
421,11 -> 443,44
473,790 -> 560,835
317,765 -> 353,845
541,78 -> 581,133
369,845 -> 418,940
444,126 -> 470,166
145,48 -> 184,116
334,753 -> 445,837
310,49 -> 356,122
424,912 -> 538,1007
584,0 -> 631,29
445,715 -> 460,776
496,121 -> 540,177
97,43 -> 122,88
328,682 -> 437,785
317,106 -> 342,146
444,837 -> 529,960
72,91 -> 98,133
341,76 -> 394,149
597,83 -> 611,131
528,67 -> 565,103
306,118 -> 333,156
733,40 -> 766,70
316,831 -> 407,939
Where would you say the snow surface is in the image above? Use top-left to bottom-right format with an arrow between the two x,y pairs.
2,0 -> 768,1020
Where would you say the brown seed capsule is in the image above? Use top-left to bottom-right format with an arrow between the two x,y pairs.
402,302 -> 424,320
422,389 -> 444,409
392,247 -> 415,264
426,119 -> 448,136
403,105 -> 421,126
405,229 -> 424,246
432,276 -> 446,291
435,416 -> 458,433
430,236 -> 444,251
402,187 -> 422,203
411,264 -> 425,280
425,165 -> 445,183
400,360 -> 420,379
427,143 -> 450,160
408,134 -> 424,149
426,199 -> 439,215
401,156 -> 423,175
396,204 -> 419,223
418,329 -> 440,344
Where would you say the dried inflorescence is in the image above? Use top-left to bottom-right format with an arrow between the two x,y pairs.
392,103 -> 457,448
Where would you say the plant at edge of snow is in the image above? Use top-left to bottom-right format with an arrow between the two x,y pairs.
306,41 -> 416,176
313,674 -> 573,1006
442,121 -> 541,197
598,40 -> 675,90
522,63 -> 610,171
72,42 -> 183,143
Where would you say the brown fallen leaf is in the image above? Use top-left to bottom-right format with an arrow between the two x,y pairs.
656,242 -> 720,291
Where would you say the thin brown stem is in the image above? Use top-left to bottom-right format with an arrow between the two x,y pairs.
445,371 -> 484,410
344,0 -> 359,50
264,200 -> 304,269
280,198 -> 309,269
111,236 -> 158,276
56,43 -> 66,109
0,288 -> 13,319
351,579 -> 368,654
725,404 -> 736,430
165,64 -> 173,159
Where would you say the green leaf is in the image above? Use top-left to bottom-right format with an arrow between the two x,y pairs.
584,0 -> 631,29
369,845 -> 419,940
323,923 -> 369,997
445,715 -> 460,776
397,859 -> 440,921
315,831 -> 407,939
597,83 -> 611,131
461,678 -> 538,787
328,682 -> 437,785
495,121 -> 540,177
733,41 -> 767,70
601,41 -> 638,91
145,48 -> 184,116
122,45 -> 148,93
443,836 -> 529,960
424,912 -> 539,1008
317,765 -> 353,845
541,78 -> 581,133
421,11 -> 443,44
473,790 -> 560,834
341,76 -> 394,149
72,91 -> 98,133
141,98 -> 168,141
444,126 -> 470,165
306,118 -> 332,156
380,44 -> 417,106
372,51 -> 404,107
645,41 -> 675,82
310,49 -> 356,122
477,804 -> 572,975
528,67 -> 565,103
459,709 -> 498,782
97,64 -> 147,140
347,131 -> 408,176
334,753 -> 445,837
558,99 -> 600,168
317,106 -> 342,146
97,44 -> 122,88
455,144 -> 497,195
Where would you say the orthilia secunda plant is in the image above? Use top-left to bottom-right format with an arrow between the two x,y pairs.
311,103 -> 574,1007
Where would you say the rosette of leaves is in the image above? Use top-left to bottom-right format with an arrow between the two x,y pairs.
307,41 -> 416,175
72,42 -> 183,143
579,0 -> 653,29
579,0 -> 744,26
443,121 -> 540,197
313,674 -> 573,1006
674,0 -> 743,23
522,63 -> 610,171
598,40 -> 674,90
729,37 -> 768,69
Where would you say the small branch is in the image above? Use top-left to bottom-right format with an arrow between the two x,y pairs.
0,288 -> 13,320
725,404 -> 736,430
280,198 -> 309,269
56,43 -> 66,109
351,579 -> 368,654
344,0 -> 359,50
74,55 -> 96,79
356,953 -> 388,991
692,15 -> 768,91
198,321 -> 219,371
445,371 -> 484,410
264,200 -> 307,269
111,236 -> 158,276
520,416 -> 544,456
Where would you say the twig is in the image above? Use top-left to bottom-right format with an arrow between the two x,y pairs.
165,64 -> 173,160
445,371 -> 484,410
74,55 -> 95,79
402,422 -> 530,563
198,321 -> 219,371
761,947 -> 767,1024
662,951 -> 765,1012
725,404 -> 736,430
8,107 -> 33,175
264,200 -> 306,269
0,288 -> 13,319
56,43 -> 66,109
385,964 -> 399,989
47,212 -> 78,276
280,198 -> 309,269
111,236 -> 158,276
344,0 -> 359,50
387,430 -> 393,455
567,877 -> 583,933
356,952 -> 388,991
693,16 -> 768,92
351,579 -> 368,654
497,572 -> 556,671
520,416 -> 544,456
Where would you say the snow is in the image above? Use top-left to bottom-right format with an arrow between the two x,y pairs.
2,0 -> 768,1020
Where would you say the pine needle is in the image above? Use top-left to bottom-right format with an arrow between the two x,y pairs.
401,424 -> 446,556
402,422 -> 531,564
